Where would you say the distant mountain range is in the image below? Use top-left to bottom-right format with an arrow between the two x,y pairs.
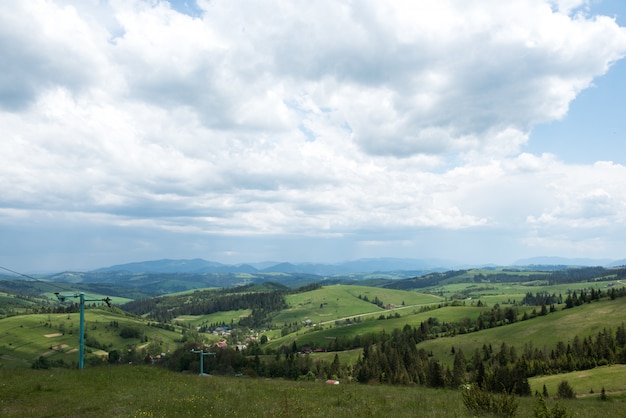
91,256 -> 626,276
512,256 -> 626,267
91,257 -> 456,276
2,256 -> 624,299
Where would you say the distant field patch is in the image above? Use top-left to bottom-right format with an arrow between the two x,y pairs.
44,333 -> 62,338
42,344 -> 70,357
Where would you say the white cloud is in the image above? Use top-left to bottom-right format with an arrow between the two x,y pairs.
1,0 -> 626,270
0,0 -> 111,110
527,161 -> 626,228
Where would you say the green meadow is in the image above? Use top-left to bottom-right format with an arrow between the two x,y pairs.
2,366 -> 626,417
174,309 -> 252,328
274,284 -> 443,325
530,364 -> 626,398
418,297 -> 626,367
0,309 -> 183,368
429,277 -> 615,306
266,304 -> 489,350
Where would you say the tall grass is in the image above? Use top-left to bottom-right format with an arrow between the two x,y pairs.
2,366 -> 626,417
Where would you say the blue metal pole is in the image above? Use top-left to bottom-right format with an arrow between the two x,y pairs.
191,349 -> 216,376
79,293 -> 85,369
55,292 -> 111,370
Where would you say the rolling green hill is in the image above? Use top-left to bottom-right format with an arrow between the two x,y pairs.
529,364 -> 626,398
0,308 -> 187,368
3,265 -> 626,415
266,304 -> 488,351
274,284 -> 443,325
418,297 -> 626,367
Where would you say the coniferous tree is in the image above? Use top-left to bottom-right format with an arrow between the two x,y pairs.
451,348 -> 466,388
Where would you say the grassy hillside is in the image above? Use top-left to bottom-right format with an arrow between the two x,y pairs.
266,304 -> 489,351
424,271 -> 616,305
1,366 -> 626,417
0,308 -> 186,368
418,297 -> 626,367
274,284 -> 443,325
174,309 -> 252,327
530,364 -> 626,398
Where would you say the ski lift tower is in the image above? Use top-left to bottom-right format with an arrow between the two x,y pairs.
190,348 -> 216,376
54,292 -> 112,369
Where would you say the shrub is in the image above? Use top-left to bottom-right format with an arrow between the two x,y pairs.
533,394 -> 569,418
31,356 -> 50,370
600,386 -> 608,401
461,384 -> 519,417
556,380 -> 576,399
119,326 -> 142,339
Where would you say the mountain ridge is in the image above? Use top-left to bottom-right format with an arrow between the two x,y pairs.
92,257 -> 455,276
91,256 -> 626,276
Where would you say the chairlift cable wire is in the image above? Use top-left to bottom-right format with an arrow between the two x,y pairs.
0,265 -> 77,294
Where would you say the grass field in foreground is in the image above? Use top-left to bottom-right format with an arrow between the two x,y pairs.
2,366 -> 626,417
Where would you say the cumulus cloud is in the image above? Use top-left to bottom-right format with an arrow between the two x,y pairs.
1,0 -> 626,269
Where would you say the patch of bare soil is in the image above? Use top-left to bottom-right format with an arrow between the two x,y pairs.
41,344 -> 70,357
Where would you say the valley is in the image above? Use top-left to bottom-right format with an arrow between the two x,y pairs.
2,263 -> 626,416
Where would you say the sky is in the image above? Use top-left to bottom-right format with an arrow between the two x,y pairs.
1,0 -> 626,273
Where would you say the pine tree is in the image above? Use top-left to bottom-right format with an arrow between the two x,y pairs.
451,348 -> 466,388
330,353 -> 341,378
557,380 -> 576,399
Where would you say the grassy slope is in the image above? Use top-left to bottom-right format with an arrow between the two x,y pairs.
530,364 -> 626,398
266,304 -> 490,350
163,283 -> 435,325
275,284 -> 443,325
0,309 -> 184,368
174,309 -> 252,327
428,278 -> 614,306
1,366 -> 625,417
419,298 -> 626,367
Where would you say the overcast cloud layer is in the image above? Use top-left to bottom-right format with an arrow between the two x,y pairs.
1,0 -> 626,272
